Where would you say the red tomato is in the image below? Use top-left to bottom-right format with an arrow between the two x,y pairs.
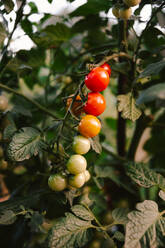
100,63 -> 111,76
85,67 -> 109,92
84,92 -> 106,116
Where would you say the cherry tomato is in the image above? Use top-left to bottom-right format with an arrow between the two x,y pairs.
119,7 -> 132,20
85,67 -> 109,92
0,96 -> 8,111
112,6 -> 120,18
84,92 -> 106,116
72,135 -> 91,155
83,170 -> 91,182
123,0 -> 141,7
100,63 -> 111,76
69,173 -> 85,188
13,165 -> 27,175
48,174 -> 67,191
67,154 -> 87,175
66,95 -> 83,117
78,115 -> 101,138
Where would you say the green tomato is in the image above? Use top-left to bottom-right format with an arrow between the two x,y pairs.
0,95 -> 8,111
67,154 -> 87,175
69,173 -> 85,188
48,174 -> 67,191
83,170 -> 91,182
72,135 -> 91,155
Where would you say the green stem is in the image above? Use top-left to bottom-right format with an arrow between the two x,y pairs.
0,83 -> 60,120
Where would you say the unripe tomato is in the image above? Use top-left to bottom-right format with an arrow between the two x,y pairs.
112,6 -> 120,18
13,165 -> 27,175
66,95 -> 83,117
100,63 -> 111,76
0,159 -> 8,170
0,95 -> 8,111
72,135 -> 91,155
67,154 -> 87,175
78,115 -> 101,138
85,67 -> 109,92
83,170 -> 91,182
84,92 -> 106,116
123,0 -> 141,7
48,174 -> 67,191
119,7 -> 132,20
62,75 -> 72,84
69,173 -> 85,188
53,143 -> 65,155
89,240 -> 101,248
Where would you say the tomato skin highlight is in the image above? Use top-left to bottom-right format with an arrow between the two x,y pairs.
78,115 -> 101,138
84,170 -> 91,182
100,63 -> 111,76
69,173 -> 85,188
72,135 -> 91,155
67,154 -> 87,175
85,67 -> 109,92
48,174 -> 67,191
84,92 -> 106,116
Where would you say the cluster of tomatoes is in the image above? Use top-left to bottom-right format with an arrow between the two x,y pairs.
112,0 -> 141,20
48,63 -> 111,192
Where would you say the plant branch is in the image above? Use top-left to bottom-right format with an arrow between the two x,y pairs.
0,83 -> 60,120
102,143 -> 126,162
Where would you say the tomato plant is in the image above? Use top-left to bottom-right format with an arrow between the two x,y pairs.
0,1 -> 165,248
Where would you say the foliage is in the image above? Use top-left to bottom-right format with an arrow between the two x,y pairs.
0,0 -> 165,247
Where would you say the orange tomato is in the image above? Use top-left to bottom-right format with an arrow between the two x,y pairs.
78,115 -> 101,138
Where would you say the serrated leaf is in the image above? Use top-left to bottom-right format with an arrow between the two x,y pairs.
7,127 -> 47,161
117,93 -> 142,122
90,136 -> 102,154
136,83 -> 165,105
0,210 -> 16,225
138,61 -> 165,78
112,208 -> 128,225
159,190 -> 165,201
127,163 -> 165,190
71,205 -> 94,221
48,212 -> 93,248
3,124 -> 17,140
125,200 -> 165,248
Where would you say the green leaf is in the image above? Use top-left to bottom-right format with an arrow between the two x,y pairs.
7,127 -> 47,161
136,83 -> 165,105
48,212 -> 93,248
117,93 -> 142,122
127,163 -> 165,190
3,124 -> 17,140
71,205 -> 94,221
70,0 -> 112,17
125,200 -> 165,248
113,231 -> 125,241
0,22 -> 7,46
48,0 -> 53,2
2,0 -> 14,13
112,208 -> 128,225
0,210 -> 16,225
138,61 -> 165,78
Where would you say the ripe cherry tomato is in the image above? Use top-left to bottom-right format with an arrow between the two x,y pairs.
83,170 -> 91,182
66,95 -> 83,117
119,7 -> 132,20
85,67 -> 109,92
100,63 -> 111,76
69,173 -> 85,188
0,96 -> 8,111
84,92 -> 106,116
123,0 -> 141,7
48,174 -> 67,191
78,115 -> 101,138
72,135 -> 91,155
67,154 -> 87,175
